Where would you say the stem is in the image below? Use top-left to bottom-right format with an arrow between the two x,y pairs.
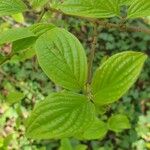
36,8 -> 46,23
87,22 -> 98,84
49,7 -> 150,35
0,53 -> 15,66
96,20 -> 150,34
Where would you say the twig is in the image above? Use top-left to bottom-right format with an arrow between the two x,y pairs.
87,22 -> 98,84
49,7 -> 150,34
36,8 -> 47,23
96,20 -> 150,34
0,53 -> 15,66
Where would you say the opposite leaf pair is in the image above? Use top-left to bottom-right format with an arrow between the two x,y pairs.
26,27 -> 147,139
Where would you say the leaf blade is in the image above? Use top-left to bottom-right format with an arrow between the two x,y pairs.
128,0 -> 150,18
35,28 -> 87,91
0,27 -> 35,45
0,0 -> 27,17
108,114 -> 131,132
26,92 -> 95,139
52,0 -> 120,18
91,51 -> 147,105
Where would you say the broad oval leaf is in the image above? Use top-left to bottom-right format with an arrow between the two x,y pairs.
52,0 -> 120,18
83,118 -> 108,140
128,0 -> 150,18
108,114 -> 131,132
0,0 -> 27,17
0,27 -> 35,45
26,92 -> 95,139
35,28 -> 87,91
91,51 -> 147,105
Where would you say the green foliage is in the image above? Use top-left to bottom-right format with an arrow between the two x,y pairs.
0,0 -> 27,17
26,92 -> 95,139
0,0 -> 149,148
108,114 -> 131,132
59,138 -> 73,150
6,91 -> 24,105
82,118 -> 108,140
11,13 -> 24,23
0,27 -> 35,45
31,0 -> 49,8
35,27 -> 87,91
52,0 -> 120,18
128,0 -> 150,18
92,51 -> 147,105
12,23 -> 55,52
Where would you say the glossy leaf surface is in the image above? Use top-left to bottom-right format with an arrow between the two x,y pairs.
128,0 -> 150,18
0,28 -> 35,45
26,92 -> 95,139
83,118 -> 108,140
52,0 -> 120,18
35,28 -> 87,91
108,114 -> 131,132
92,51 -> 147,105
0,0 -> 27,16
12,23 -> 55,52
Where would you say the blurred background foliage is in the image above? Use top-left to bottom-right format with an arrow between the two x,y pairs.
0,3 -> 150,150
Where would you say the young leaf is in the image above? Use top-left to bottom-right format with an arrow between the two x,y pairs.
128,0 -> 150,18
75,145 -> 87,150
12,23 -> 55,52
11,13 -> 24,23
59,138 -> 73,150
35,28 -> 87,91
83,118 -> 108,140
52,0 -> 120,18
91,51 -> 147,105
0,27 -> 35,45
31,0 -> 49,8
0,0 -> 27,17
26,92 -> 95,139
108,114 -> 131,132
6,92 -> 25,105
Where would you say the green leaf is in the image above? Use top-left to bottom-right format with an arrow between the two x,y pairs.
26,92 -> 95,139
31,0 -> 49,8
0,0 -> 27,17
35,28 -> 87,91
11,48 -> 36,62
29,23 -> 56,37
75,145 -> 87,150
11,13 -> 24,23
0,27 -> 35,45
120,0 -> 133,5
12,23 -> 55,52
91,51 -> 147,105
6,91 -> 25,105
108,114 -> 131,132
52,0 -> 120,18
83,118 -> 108,140
128,0 -> 150,18
59,138 -> 73,150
